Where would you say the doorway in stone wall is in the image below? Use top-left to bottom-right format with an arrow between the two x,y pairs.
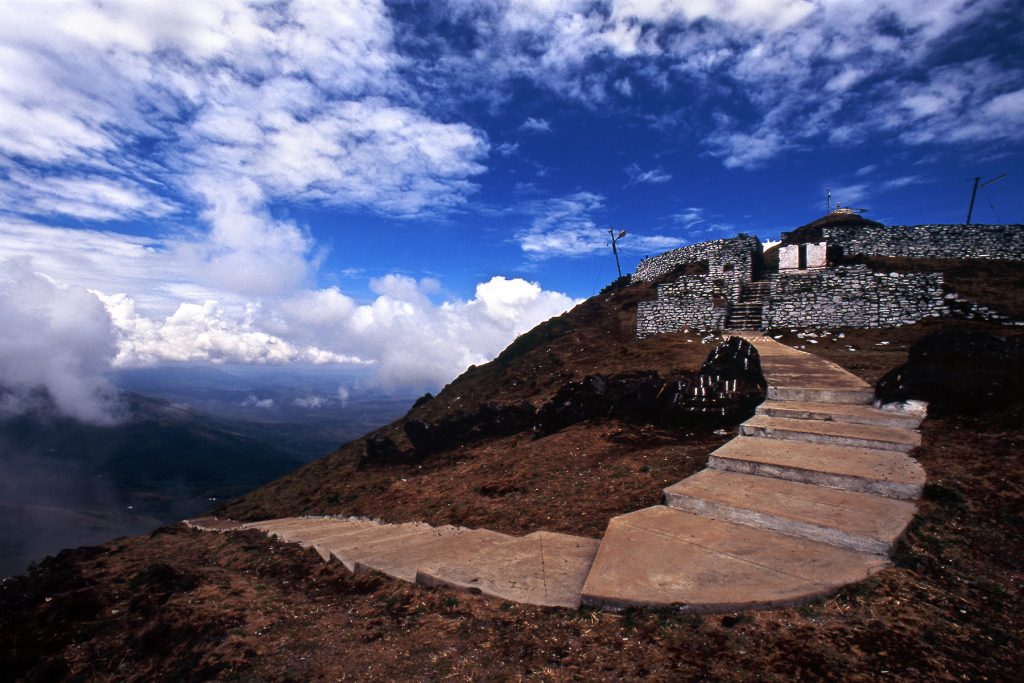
798,243 -> 808,269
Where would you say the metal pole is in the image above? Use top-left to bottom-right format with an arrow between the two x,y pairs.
966,177 -> 980,225
609,228 -> 622,278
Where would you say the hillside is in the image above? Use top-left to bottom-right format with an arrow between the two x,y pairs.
0,393 -> 304,578
214,275 -> 739,536
2,265 -> 1023,681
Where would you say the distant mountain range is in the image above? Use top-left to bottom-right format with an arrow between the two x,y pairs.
0,370 -> 417,578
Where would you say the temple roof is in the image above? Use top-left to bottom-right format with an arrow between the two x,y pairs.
781,207 -> 883,245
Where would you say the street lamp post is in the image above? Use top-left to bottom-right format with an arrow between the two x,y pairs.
609,228 -> 627,278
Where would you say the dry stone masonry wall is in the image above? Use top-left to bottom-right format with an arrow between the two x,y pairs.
822,224 -> 1024,261
636,275 -> 738,338
633,235 -> 761,282
762,265 -> 947,328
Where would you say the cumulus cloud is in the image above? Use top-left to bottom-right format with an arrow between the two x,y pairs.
267,275 -> 579,391
0,258 -> 121,424
0,222 -> 581,406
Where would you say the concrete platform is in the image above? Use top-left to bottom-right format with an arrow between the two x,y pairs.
741,415 -> 920,452
756,400 -> 923,429
580,506 -> 888,612
663,469 -> 917,554
417,531 -> 601,608
708,436 -> 925,500
351,527 -> 511,582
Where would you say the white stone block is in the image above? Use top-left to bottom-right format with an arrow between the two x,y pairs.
806,241 -> 827,269
779,244 -> 799,270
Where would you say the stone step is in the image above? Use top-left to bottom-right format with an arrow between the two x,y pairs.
268,519 -> 386,544
708,437 -> 925,500
351,527 -> 511,582
767,386 -> 875,404
291,521 -> 415,554
756,400 -> 924,429
741,415 -> 920,452
580,506 -> 889,612
417,531 -> 601,609
243,517 -> 351,536
318,524 -> 442,569
663,470 -> 916,554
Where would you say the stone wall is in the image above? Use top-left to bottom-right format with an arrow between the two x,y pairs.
636,274 -> 738,338
762,265 -> 948,329
821,224 -> 1024,261
633,234 -> 762,282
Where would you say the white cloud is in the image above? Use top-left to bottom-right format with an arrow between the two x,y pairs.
0,0 -> 490,298
424,0 -> 1016,166
519,117 -> 552,132
293,395 -> 327,409
0,222 -> 580,405
496,141 -> 520,156
266,275 -> 580,391
516,191 -> 684,258
624,163 -> 672,186
241,395 -> 275,409
0,258 -> 121,424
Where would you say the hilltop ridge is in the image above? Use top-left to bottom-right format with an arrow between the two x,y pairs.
2,242 -> 1023,681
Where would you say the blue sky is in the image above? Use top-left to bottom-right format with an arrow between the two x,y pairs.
0,0 -> 1022,422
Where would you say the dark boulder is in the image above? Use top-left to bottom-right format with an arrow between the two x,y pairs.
876,330 -> 1024,414
404,402 -> 536,456
361,432 -> 406,465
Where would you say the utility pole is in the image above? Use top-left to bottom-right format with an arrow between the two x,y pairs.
966,174 -> 1006,224
609,228 -> 627,278
827,188 -> 831,213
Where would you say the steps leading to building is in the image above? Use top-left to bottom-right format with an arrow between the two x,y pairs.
663,469 -> 916,554
707,436 -> 924,500
767,386 -> 876,404
740,414 -> 920,452
580,506 -> 889,612
756,400 -> 924,429
188,335 -> 926,615
416,531 -> 601,609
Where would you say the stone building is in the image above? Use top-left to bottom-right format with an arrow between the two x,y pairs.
635,210 -> 1023,338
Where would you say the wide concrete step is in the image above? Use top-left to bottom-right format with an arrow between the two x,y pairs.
314,524 -> 447,568
741,415 -> 920,452
269,519 -> 395,544
756,400 -> 924,429
768,386 -> 875,404
581,506 -> 889,612
351,527 -> 511,582
663,470 -> 916,554
708,437 -> 925,500
241,516 -> 345,534
417,531 -> 600,608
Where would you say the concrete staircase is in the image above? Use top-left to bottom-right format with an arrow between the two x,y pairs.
187,516 -> 599,609
189,334 -> 925,613
725,281 -> 771,330
579,333 -> 924,612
